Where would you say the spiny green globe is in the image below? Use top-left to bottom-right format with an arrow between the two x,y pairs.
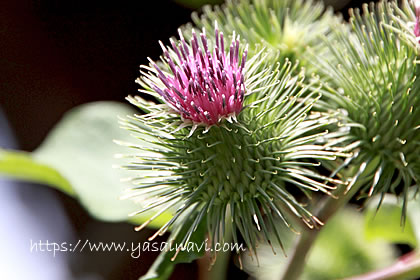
313,1 -> 420,220
120,26 -> 347,258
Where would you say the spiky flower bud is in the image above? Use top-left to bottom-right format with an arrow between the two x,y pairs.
313,1 -> 420,220
188,0 -> 342,70
121,26 -> 346,258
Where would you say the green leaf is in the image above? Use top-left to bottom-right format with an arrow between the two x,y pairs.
140,214 -> 207,280
0,149 -> 74,196
364,193 -> 419,248
0,101 -> 172,227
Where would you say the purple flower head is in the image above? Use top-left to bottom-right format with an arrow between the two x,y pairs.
148,25 -> 248,126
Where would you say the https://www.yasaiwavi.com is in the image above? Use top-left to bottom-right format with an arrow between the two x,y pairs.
29,239 -> 245,258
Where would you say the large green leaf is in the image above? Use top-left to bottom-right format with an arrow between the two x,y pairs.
0,102 -> 172,227
140,214 -> 207,280
364,193 -> 420,248
0,149 -> 74,196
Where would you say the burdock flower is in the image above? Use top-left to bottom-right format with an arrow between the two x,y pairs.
145,26 -> 246,128
119,25 -> 346,260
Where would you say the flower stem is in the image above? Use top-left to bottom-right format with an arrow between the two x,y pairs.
281,155 -> 382,280
208,220 -> 233,280
280,228 -> 319,280
343,251 -> 420,280
280,181 -> 361,280
199,212 -> 233,280
208,243 -> 231,280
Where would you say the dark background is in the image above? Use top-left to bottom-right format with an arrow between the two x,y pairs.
0,1 -> 370,279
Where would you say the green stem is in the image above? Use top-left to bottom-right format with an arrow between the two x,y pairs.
343,252 -> 420,280
281,155 -> 382,280
208,243 -> 231,280
280,228 -> 318,280
199,212 -> 233,280
209,214 -> 233,280
280,182 -> 361,280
